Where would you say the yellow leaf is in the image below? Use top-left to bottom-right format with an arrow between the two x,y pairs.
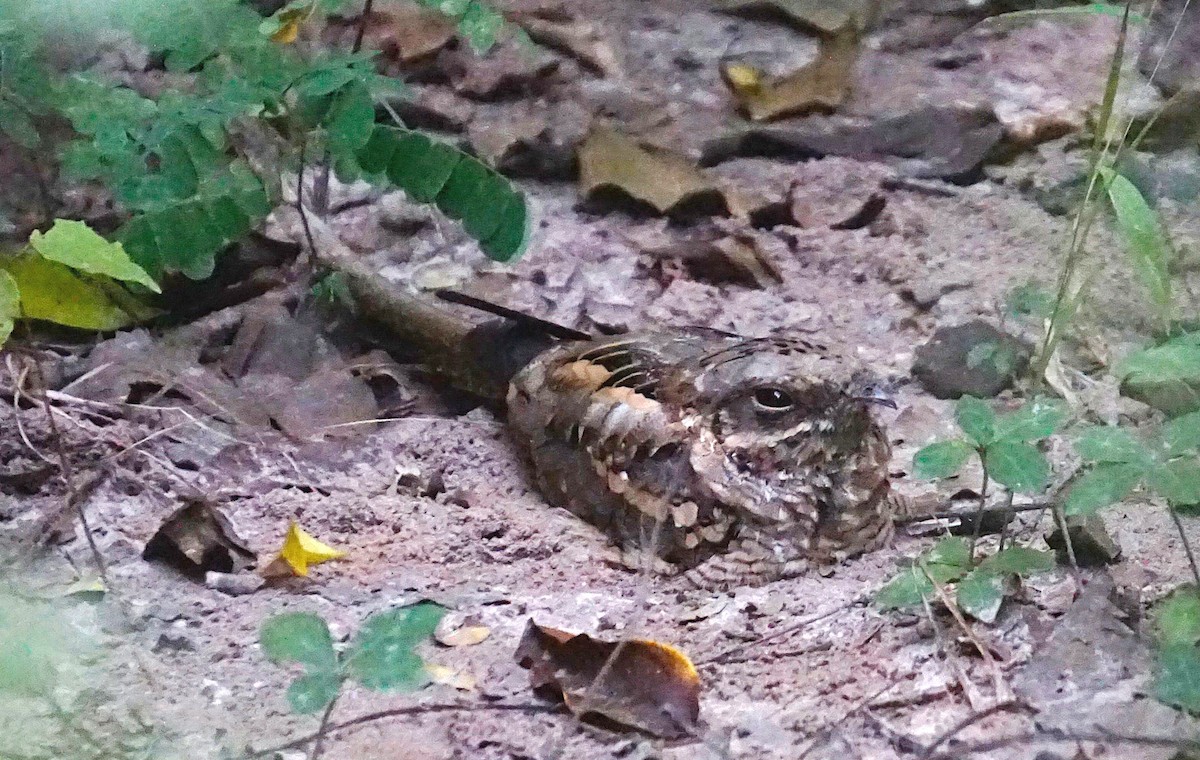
719,61 -> 764,97
1,254 -> 145,331
0,269 -> 17,347
270,6 -> 309,44
277,521 -> 345,576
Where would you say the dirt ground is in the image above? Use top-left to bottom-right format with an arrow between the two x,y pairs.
4,1 -> 1200,758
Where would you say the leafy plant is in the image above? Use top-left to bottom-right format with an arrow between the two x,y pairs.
878,396 -> 1064,621
260,602 -> 445,756
1153,585 -> 1200,714
0,0 -> 528,285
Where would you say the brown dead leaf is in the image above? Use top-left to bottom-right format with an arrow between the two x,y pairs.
342,2 -> 456,64
578,126 -> 728,218
515,620 -> 700,739
715,0 -> 876,34
518,16 -> 624,78
721,24 -> 858,121
638,233 -> 781,289
142,499 -> 256,579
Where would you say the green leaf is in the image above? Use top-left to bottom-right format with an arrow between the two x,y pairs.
979,547 -> 1056,576
28,220 -> 160,293
985,441 -> 1050,494
957,569 -> 1004,623
1007,281 -> 1053,320
875,567 -> 934,610
1117,335 -> 1200,384
927,536 -> 972,570
458,1 -> 505,52
912,440 -> 973,480
344,602 -> 445,691
955,396 -> 995,448
1164,412 -> 1200,457
1064,462 -> 1144,515
287,671 -> 343,715
1100,167 -> 1173,323
0,101 -> 39,148
1157,643 -> 1200,713
993,398 -> 1067,443
325,80 -> 375,158
362,126 -> 531,261
260,613 -> 338,672
1,255 -> 144,331
1075,426 -> 1154,465
1149,460 -> 1200,506
875,538 -> 970,610
0,270 -> 17,348
1158,587 -> 1200,647
977,3 -> 1148,30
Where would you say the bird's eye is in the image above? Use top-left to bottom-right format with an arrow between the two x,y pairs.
753,387 -> 795,412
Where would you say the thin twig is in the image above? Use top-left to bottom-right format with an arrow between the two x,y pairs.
919,700 -> 1029,758
308,692 -> 340,760
351,0 -> 375,54
1168,506 -> 1200,587
1052,501 -> 1079,572
243,702 -> 555,758
296,139 -> 320,262
921,561 -> 1010,703
969,460 -> 989,562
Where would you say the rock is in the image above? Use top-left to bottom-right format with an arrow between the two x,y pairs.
911,321 -> 1032,399
1046,514 -> 1122,567
1139,0 -> 1200,95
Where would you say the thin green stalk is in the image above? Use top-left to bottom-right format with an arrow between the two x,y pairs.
308,691 -> 341,760
969,457 -> 990,563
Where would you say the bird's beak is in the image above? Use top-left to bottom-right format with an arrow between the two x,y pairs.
857,386 -> 898,409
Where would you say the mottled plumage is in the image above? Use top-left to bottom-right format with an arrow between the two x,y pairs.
340,274 -> 896,586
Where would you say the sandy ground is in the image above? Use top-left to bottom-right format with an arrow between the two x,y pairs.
4,1 -> 1200,758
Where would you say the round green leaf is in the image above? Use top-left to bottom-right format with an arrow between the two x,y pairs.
956,569 -> 1004,623
387,130 -> 461,204
481,186 -> 530,262
287,671 -> 343,715
1064,462 -> 1144,515
926,536 -> 972,572
1158,587 -> 1200,647
344,602 -> 445,691
260,612 -> 338,672
984,440 -> 1049,493
913,440 -> 973,480
955,396 -> 995,448
326,81 -> 375,157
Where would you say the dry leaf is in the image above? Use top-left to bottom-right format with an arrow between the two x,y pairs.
639,234 -> 781,289
519,16 -> 624,78
348,2 -> 456,64
425,663 -> 476,691
515,621 -> 700,739
578,127 -> 728,218
143,499 -> 256,579
262,521 -> 345,577
436,623 -> 492,647
715,0 -> 875,34
721,24 -> 858,121
271,7 -> 309,44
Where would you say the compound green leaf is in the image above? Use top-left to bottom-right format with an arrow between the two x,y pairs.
260,612 -> 338,672
912,439 -> 973,480
28,220 -> 160,292
1064,462 -> 1144,515
955,396 -> 995,448
326,80 -> 375,158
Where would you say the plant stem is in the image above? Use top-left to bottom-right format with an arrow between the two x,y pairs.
1168,506 -> 1200,588
969,454 -> 989,563
308,692 -> 340,760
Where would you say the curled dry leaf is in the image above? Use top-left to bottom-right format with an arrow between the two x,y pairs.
715,0 -> 876,34
425,663 -> 476,691
142,499 -> 256,579
518,15 -> 624,78
638,233 -> 781,289
514,620 -> 700,739
578,127 -> 728,218
435,621 -> 491,647
720,24 -> 858,121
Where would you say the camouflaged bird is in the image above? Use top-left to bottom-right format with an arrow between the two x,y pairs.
343,274 -> 897,586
